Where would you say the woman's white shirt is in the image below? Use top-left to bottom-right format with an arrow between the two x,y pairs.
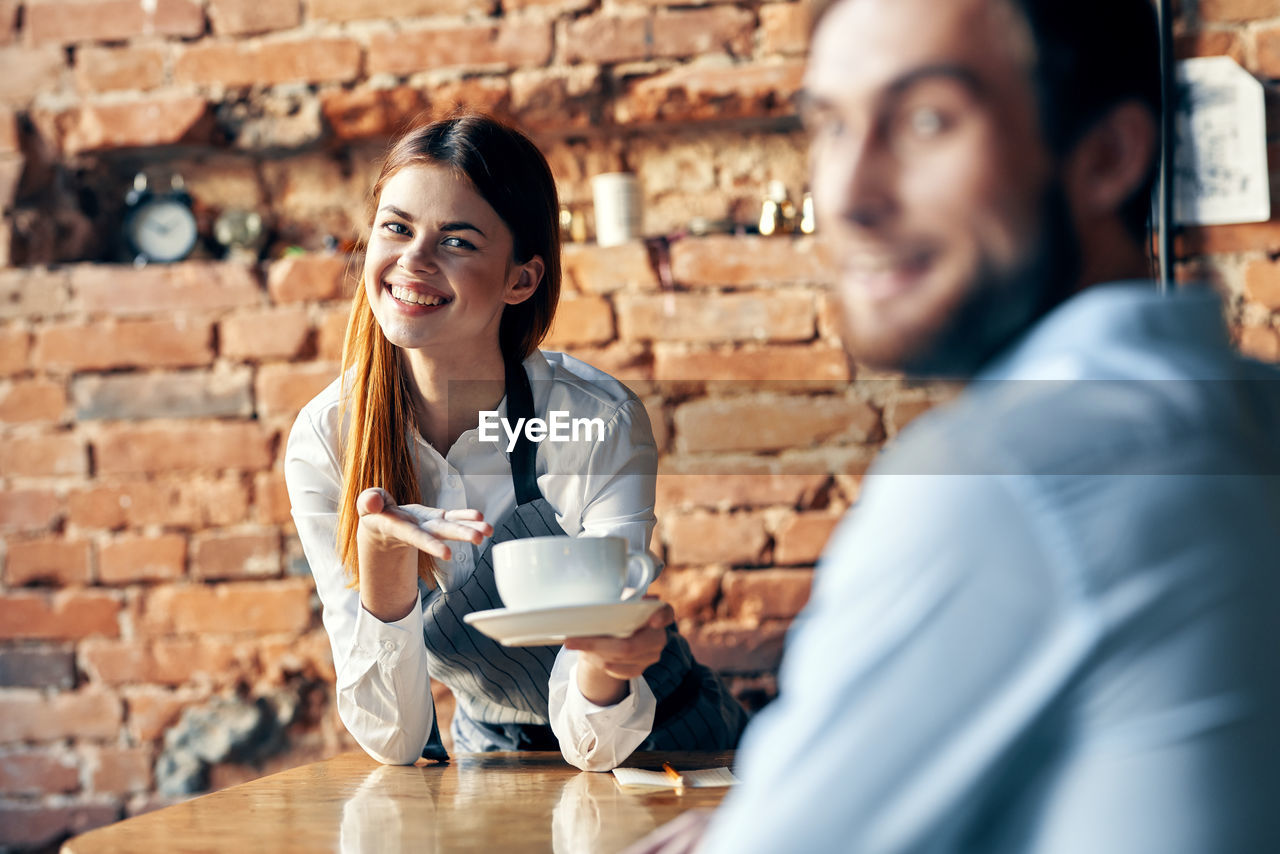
285,350 -> 660,771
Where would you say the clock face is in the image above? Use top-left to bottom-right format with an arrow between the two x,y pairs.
127,198 -> 198,263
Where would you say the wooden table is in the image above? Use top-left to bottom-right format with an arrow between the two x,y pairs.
62,750 -> 735,853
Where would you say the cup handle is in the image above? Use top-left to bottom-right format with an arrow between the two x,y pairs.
621,552 -> 657,601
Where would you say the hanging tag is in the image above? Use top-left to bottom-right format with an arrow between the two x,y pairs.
1174,56 -> 1271,226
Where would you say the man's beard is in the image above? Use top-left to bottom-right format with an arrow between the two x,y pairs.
901,182 -> 1083,378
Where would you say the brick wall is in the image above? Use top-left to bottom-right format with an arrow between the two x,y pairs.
1,0 -> 1278,849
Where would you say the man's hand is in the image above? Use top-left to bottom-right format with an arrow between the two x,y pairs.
564,600 -> 675,706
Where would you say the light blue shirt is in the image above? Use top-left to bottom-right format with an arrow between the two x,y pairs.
701,283 -> 1280,853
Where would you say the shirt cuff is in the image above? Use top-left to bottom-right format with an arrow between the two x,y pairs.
345,595 -> 425,676
549,648 -> 656,771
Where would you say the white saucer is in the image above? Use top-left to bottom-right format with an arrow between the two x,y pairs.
463,599 -> 664,647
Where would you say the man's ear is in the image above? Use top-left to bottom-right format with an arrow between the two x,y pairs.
505,256 -> 544,306
1063,100 -> 1158,218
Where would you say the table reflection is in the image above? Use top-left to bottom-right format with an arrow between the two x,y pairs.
340,765 -> 439,854
552,769 -> 661,854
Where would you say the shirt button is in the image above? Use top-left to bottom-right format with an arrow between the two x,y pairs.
383,641 -> 395,652
447,475 -> 459,488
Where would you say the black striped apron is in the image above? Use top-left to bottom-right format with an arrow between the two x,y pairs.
418,357 -> 749,760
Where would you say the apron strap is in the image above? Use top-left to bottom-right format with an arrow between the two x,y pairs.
504,355 -> 543,506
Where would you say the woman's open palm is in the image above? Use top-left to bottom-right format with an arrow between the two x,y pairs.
356,487 -> 493,561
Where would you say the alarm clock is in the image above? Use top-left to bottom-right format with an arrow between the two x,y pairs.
122,172 -> 199,264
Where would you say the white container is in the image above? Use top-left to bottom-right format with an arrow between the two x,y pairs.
591,172 -> 642,247
491,535 -> 657,611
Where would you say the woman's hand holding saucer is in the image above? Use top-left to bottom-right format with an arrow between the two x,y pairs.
564,600 -> 676,705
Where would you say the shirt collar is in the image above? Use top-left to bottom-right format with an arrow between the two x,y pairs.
978,281 -> 1227,382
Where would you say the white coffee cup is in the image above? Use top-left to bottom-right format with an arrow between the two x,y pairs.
591,172 -> 642,247
492,535 -> 658,611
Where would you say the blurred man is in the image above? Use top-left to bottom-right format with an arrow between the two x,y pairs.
630,0 -> 1280,851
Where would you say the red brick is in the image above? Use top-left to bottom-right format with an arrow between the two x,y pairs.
78,638 -> 154,685
0,45 -> 66,104
0,152 -> 23,212
316,306 -> 351,360
1174,29 -> 1246,62
0,268 -> 71,320
561,242 -> 659,294
87,745 -> 150,794
1238,324 -> 1280,362
151,636 -> 249,684
366,21 -> 552,76
656,469 -> 828,510
652,7 -> 754,59
306,0 -> 495,21
37,96 -> 211,155
760,2 -> 810,55
773,512 -> 840,565
73,45 -> 166,94
0,803 -> 120,848
0,490 -> 63,533
258,627 -> 334,682
174,38 -> 362,88
721,568 -> 813,621
0,105 -> 17,153
266,253 -> 355,304
220,307 -> 310,361
255,362 -> 339,421
0,687 -> 121,741
208,0 -> 300,35
71,369 -> 253,421
1197,0 -> 1280,23
70,478 -> 251,529
319,86 -> 429,141
26,0 -> 203,45
674,393 -> 881,453
0,433 -> 87,477
0,326 -> 28,374
123,686 -> 201,741
93,422 -> 274,476
544,295 -> 615,348
0,378 -> 66,423
254,471 -> 292,525
616,292 -> 814,342
1259,25 -> 1280,77
0,750 -> 79,795
71,260 -> 262,315
560,13 -> 649,65
191,529 -> 281,580
0,0 -> 16,45
0,590 -> 119,640
98,534 -> 187,585
672,235 -> 833,287
1244,258 -> 1280,310
663,511 -> 768,566
616,60 -> 806,125
4,538 -> 91,586
685,619 -> 788,673
139,579 -> 313,636
1179,221 -> 1280,256
509,66 -> 602,133
34,318 -> 213,372
648,566 -> 723,622
654,343 -> 851,385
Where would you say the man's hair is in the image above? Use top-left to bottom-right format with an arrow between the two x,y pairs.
808,0 -> 1162,242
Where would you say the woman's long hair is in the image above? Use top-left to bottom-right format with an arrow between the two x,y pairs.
336,113 -> 562,585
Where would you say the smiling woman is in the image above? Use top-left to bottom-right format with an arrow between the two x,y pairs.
283,113 -> 748,772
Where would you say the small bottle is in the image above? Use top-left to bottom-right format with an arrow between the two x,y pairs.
759,180 -> 793,237
799,191 -> 816,234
